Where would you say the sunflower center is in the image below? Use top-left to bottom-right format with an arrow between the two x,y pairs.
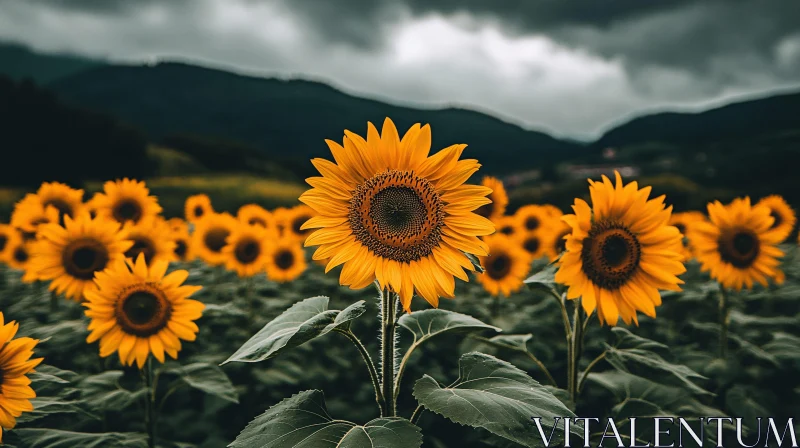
113,199 -> 143,223
349,170 -> 443,263
525,217 -> 540,231
63,239 -> 110,280
204,228 -> 230,253
115,286 -> 171,337
770,211 -> 782,229
475,203 -> 493,219
719,229 -> 759,268
275,249 -> 295,270
174,240 -> 188,259
524,235 -> 540,254
44,199 -> 73,222
554,230 -> 569,254
292,215 -> 311,234
675,223 -> 686,235
0,235 -> 7,252
125,236 -> 156,265
581,221 -> 641,290
14,246 -> 28,263
486,253 -> 512,280
235,239 -> 261,264
249,218 -> 266,227
499,225 -> 514,236
194,206 -> 205,218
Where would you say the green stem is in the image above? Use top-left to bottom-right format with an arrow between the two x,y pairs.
410,405 -> 424,425
524,352 -> 558,387
380,289 -> 398,417
719,285 -> 729,359
577,351 -> 606,394
567,299 -> 583,404
335,328 -> 385,416
143,359 -> 157,448
551,289 -> 572,342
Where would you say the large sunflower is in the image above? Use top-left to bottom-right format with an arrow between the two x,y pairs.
10,197 -> 60,238
756,195 -> 796,243
122,218 -> 176,266
93,178 -> 162,225
223,224 -> 271,277
515,205 -> 552,233
493,215 -> 521,239
29,213 -> 133,301
474,176 -> 507,221
190,213 -> 238,266
477,234 -> 532,297
265,238 -> 307,283
554,172 -> 686,326
237,204 -> 275,229
34,182 -> 84,224
690,197 -> 784,290
185,194 -> 214,223
84,254 -> 204,368
669,211 -> 707,261
0,312 -> 43,443
300,118 -> 494,311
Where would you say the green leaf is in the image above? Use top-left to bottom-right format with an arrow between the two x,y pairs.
79,371 -> 145,412
229,390 -> 421,448
29,365 -> 77,385
764,332 -> 800,365
523,262 -> 559,290
465,253 -> 485,274
11,429 -> 148,448
323,300 -> 367,332
398,309 -> 501,345
223,296 -> 339,364
166,362 -> 239,404
610,327 -> 670,353
475,334 -> 533,352
413,352 -> 578,448
15,398 -> 86,424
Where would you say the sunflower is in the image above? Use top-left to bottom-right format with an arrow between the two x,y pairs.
474,176 -> 507,221
476,234 -> 532,297
84,254 -> 204,369
756,195 -> 796,243
544,221 -> 572,262
669,211 -> 707,261
170,226 -> 193,262
542,204 -> 563,218
93,179 -> 162,225
237,204 -> 275,229
300,118 -> 494,311
515,230 -> 547,260
223,224 -> 271,277
85,193 -> 102,219
0,224 -> 16,262
4,233 -> 31,272
515,205 -> 553,233
10,197 -> 60,238
493,215 -> 521,239
33,182 -> 85,224
282,205 -> 316,241
265,238 -> 307,283
190,213 -> 238,266
554,172 -> 686,326
167,217 -> 188,234
690,197 -> 784,290
185,194 -> 214,223
122,218 -> 176,266
29,212 -> 133,301
0,312 -> 43,443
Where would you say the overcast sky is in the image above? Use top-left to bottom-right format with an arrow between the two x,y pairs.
1,0 -> 798,138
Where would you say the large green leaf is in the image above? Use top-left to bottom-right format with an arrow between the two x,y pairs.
78,371 -> 145,412
413,352 -> 578,448
11,429 -> 148,448
166,362 -> 239,404
228,390 -> 421,448
223,296 -> 340,364
15,398 -> 87,424
398,309 -> 501,345
323,300 -> 367,332
523,262 -> 559,291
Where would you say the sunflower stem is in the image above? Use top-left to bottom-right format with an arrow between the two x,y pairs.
718,285 -> 729,359
567,299 -> 583,404
335,328 -> 385,416
379,288 -> 398,417
142,358 -> 157,448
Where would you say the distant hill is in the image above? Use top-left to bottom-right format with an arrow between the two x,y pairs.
46,62 -> 582,176
595,92 -> 800,150
0,42 -> 102,84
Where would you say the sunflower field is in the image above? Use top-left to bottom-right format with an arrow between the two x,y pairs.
0,118 -> 798,448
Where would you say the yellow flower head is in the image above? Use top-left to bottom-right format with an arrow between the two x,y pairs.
477,234 -> 532,297
190,212 -> 238,266
84,254 -> 204,368
690,197 -> 784,291
756,195 -> 796,243
280,205 -> 316,241
300,118 -> 494,311
93,178 -> 162,225
223,223 -> 271,277
265,238 -> 307,283
669,211 -> 707,261
121,217 -> 176,266
474,176 -> 508,221
0,312 -> 43,443
555,172 -> 686,326
10,196 -> 60,237
492,215 -> 521,239
185,194 -> 214,223
514,205 -> 552,233
237,204 -> 275,230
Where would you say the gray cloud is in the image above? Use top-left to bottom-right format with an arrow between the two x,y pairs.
1,0 -> 798,137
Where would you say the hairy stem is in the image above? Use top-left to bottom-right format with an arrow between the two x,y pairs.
567,299 -> 583,404
142,359 -> 157,448
379,288 -> 399,417
335,328 -> 385,416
